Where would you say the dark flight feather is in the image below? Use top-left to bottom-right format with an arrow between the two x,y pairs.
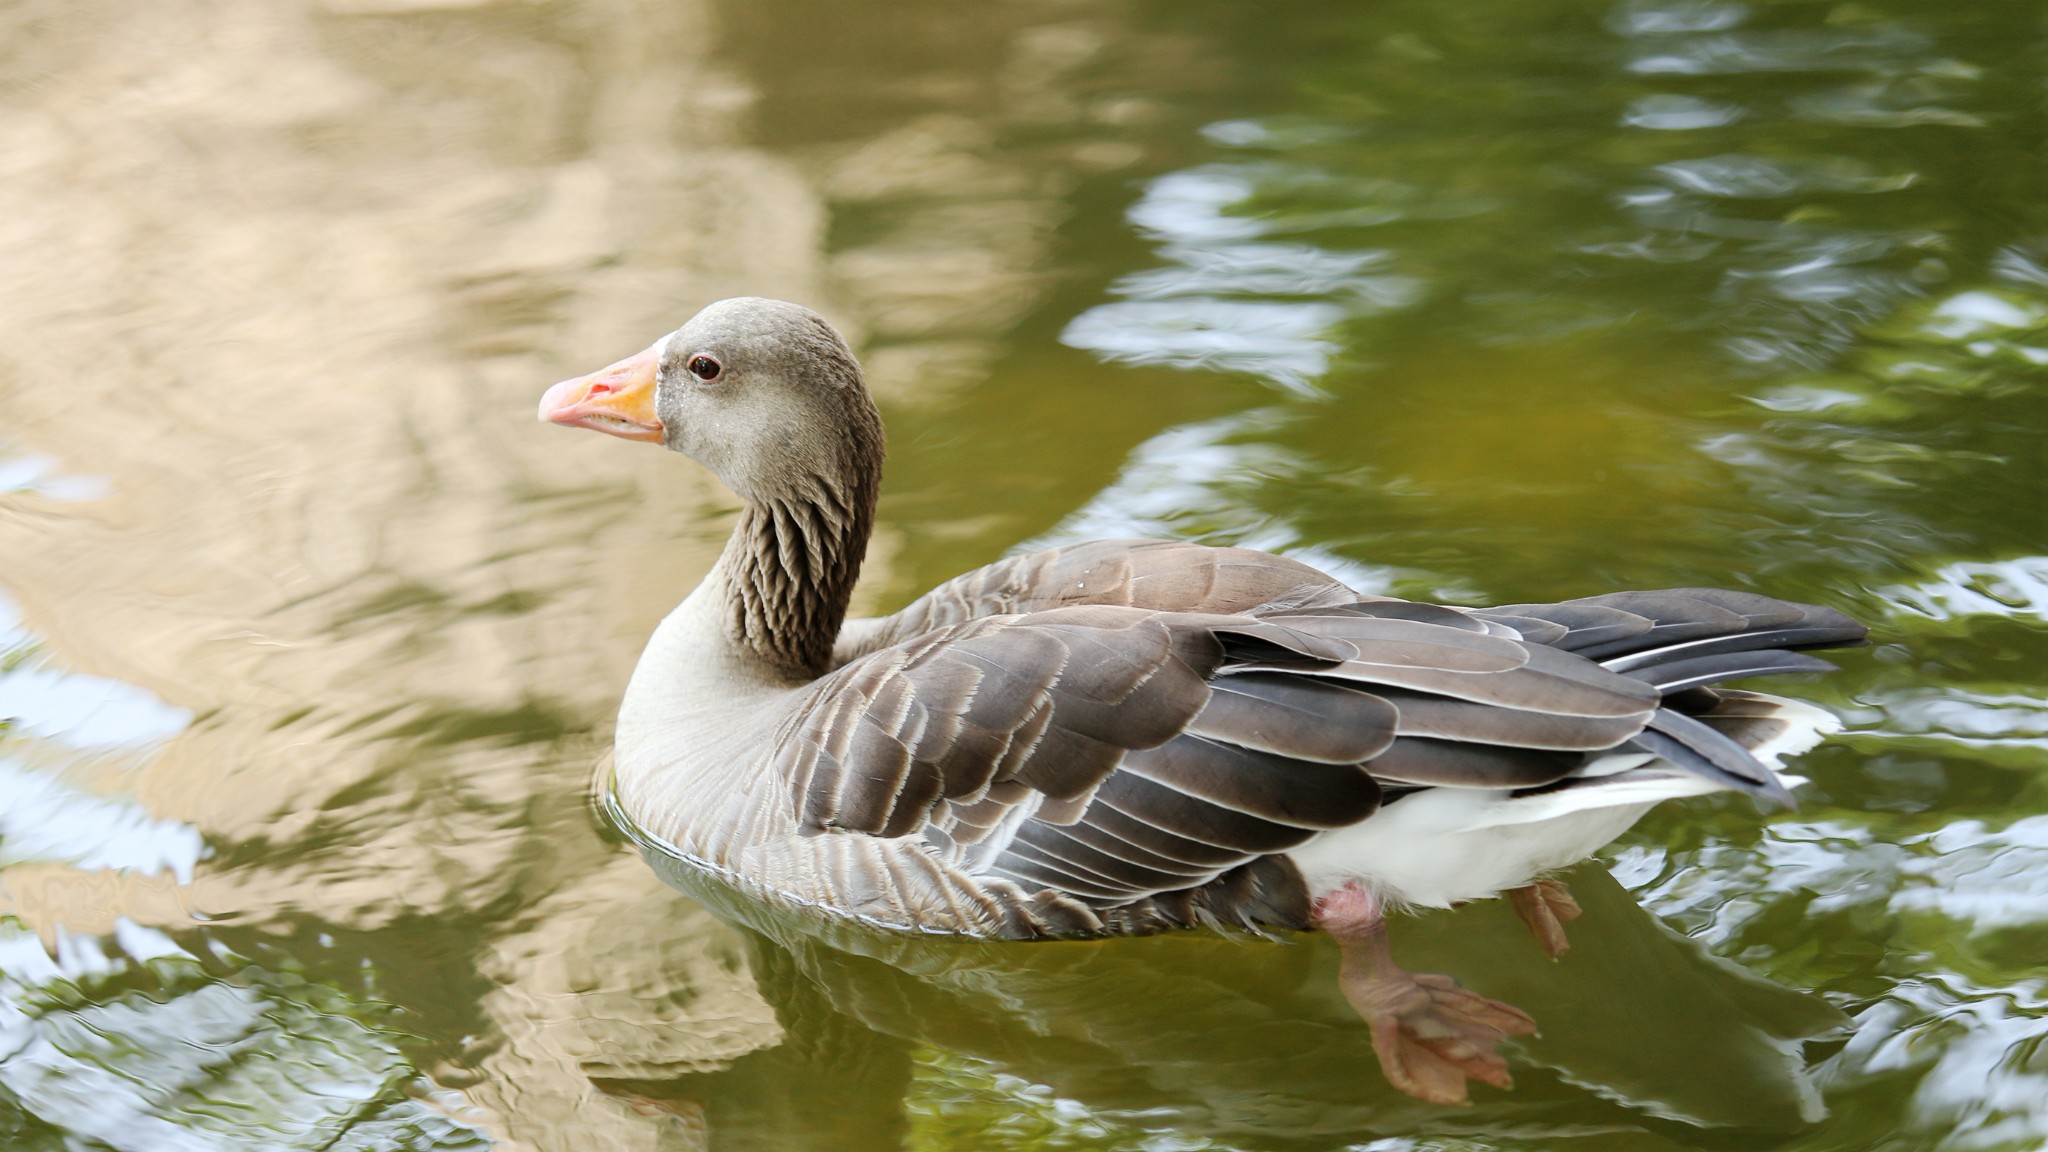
1363,737 -> 1582,789
1468,611 -> 1572,646
1188,672 -> 1399,763
1480,601 -> 1653,653
1630,707 -> 1797,806
1365,685 -> 1647,751
1118,735 -> 1382,829
1623,650 -> 1839,693
1601,624 -> 1869,674
1091,770 -> 1325,854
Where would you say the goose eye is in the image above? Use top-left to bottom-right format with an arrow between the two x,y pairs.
686,354 -> 723,382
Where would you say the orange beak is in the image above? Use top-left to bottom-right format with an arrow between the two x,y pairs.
537,345 -> 663,443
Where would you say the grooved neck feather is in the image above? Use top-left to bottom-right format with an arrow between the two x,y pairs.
720,479 -> 876,677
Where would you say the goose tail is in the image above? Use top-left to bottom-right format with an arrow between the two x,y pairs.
1474,588 -> 1865,810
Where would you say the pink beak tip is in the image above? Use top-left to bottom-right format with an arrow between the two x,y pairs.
537,378 -> 583,424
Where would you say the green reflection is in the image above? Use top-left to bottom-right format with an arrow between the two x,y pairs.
621,848 -> 1848,1150
0,921 -> 487,1151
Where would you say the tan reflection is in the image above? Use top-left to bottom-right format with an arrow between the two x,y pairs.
469,855 -> 779,1150
821,115 -> 1066,403
0,0 -> 766,1145
0,0 -> 1162,1146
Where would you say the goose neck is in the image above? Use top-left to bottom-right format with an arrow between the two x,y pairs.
716,474 -> 876,681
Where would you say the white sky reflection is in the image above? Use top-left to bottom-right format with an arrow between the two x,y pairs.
1881,556 -> 2048,624
0,922 -> 489,1152
0,758 -> 205,881
1061,164 -> 1420,394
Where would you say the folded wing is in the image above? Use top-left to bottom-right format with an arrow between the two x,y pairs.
772,585 -> 1865,936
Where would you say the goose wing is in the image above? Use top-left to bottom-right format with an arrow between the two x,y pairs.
829,539 -> 1363,667
775,589 -> 1863,937
782,603 -> 1364,840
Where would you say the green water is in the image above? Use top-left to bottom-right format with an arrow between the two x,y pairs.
0,0 -> 2043,1148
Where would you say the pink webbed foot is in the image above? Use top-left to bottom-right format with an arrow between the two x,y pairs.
1315,882 -> 1538,1106
1508,876 -> 1582,960
1342,965 -> 1539,1104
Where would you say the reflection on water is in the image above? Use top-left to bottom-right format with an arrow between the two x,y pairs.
628,846 -> 1847,1149
0,591 -> 192,752
0,0 -> 2043,1148
1061,166 -> 1423,392
0,921 -> 489,1151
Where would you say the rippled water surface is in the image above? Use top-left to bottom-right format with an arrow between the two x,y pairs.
1,0 -> 2044,1148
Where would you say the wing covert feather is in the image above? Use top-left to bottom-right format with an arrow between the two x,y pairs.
1118,735 -> 1382,828
785,606 -> 1223,836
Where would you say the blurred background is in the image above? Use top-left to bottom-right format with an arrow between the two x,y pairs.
0,0 -> 2042,1148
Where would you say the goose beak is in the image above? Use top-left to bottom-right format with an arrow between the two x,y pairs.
538,346 -> 664,443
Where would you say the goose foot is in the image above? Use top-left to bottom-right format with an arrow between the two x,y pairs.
1508,877 -> 1581,960
1314,882 -> 1537,1106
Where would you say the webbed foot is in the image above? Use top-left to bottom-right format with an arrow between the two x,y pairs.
1314,881 -> 1538,1106
1508,876 -> 1582,960
1340,965 -> 1538,1104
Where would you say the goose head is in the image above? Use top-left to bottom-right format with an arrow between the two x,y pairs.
537,297 -> 883,505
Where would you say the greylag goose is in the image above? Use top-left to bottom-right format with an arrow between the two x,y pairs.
538,297 -> 1867,1105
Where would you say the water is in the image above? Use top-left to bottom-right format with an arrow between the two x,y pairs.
0,0 -> 2042,1148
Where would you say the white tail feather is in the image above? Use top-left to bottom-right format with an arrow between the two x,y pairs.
1290,691 -> 1842,908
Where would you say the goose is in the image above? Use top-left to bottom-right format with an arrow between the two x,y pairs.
538,297 -> 1867,1106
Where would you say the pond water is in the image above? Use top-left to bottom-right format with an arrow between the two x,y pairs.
1,0 -> 2043,1148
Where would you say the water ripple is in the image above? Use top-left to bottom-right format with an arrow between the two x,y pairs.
1655,154 -> 1915,199
1623,94 -> 1745,130
1883,557 -> 2048,624
0,923 -> 487,1151
1627,27 -> 1934,76
1063,164 -> 1424,392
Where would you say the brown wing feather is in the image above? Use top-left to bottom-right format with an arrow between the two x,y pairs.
1187,673 -> 1398,762
786,605 -> 1230,836
783,545 -> 1863,934
830,539 -> 1359,667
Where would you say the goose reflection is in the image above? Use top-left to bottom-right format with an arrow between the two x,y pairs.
602,836 -> 1848,1151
